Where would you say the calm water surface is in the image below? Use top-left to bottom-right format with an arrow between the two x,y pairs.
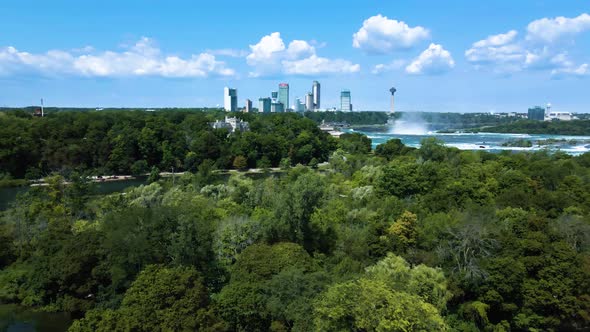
0,304 -> 72,332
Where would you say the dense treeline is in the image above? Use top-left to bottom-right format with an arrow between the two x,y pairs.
479,119 -> 590,136
0,110 -> 336,180
0,132 -> 589,331
304,111 -> 389,125
302,111 -> 524,130
415,112 -> 523,130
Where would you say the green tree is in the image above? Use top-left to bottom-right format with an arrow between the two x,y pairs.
233,155 -> 248,170
314,278 -> 447,331
387,211 -> 418,251
147,166 -> 160,183
69,265 -> 225,331
375,138 -> 414,160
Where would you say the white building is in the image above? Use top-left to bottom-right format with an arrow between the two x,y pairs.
211,117 -> 249,133
545,112 -> 575,121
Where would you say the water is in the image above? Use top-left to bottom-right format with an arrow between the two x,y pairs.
0,304 -> 72,332
0,177 -> 148,211
351,127 -> 590,155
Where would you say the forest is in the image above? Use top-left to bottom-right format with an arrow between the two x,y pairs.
304,111 -> 390,125
0,110 -> 336,181
478,120 -> 590,136
0,109 -> 589,331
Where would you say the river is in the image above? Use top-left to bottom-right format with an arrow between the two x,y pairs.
0,177 -> 148,211
351,127 -> 590,155
0,304 -> 72,332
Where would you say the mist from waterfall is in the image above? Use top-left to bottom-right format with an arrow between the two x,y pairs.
388,112 -> 429,135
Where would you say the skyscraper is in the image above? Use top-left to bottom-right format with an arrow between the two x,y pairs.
295,98 -> 305,112
271,101 -> 284,113
312,81 -> 320,110
305,92 -> 314,111
245,99 -> 252,113
271,91 -> 278,101
258,97 -> 271,113
340,90 -> 352,112
224,87 -> 237,112
528,106 -> 545,121
278,83 -> 289,111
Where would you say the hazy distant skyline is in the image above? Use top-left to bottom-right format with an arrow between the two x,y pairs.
0,0 -> 589,112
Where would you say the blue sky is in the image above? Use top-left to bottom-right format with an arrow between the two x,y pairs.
0,0 -> 589,112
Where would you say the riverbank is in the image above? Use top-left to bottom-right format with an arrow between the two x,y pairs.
0,178 -> 28,188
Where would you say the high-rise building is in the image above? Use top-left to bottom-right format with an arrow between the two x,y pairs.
245,99 -> 252,113
271,91 -> 278,101
271,102 -> 284,113
258,97 -> 271,113
278,83 -> 289,110
528,106 -> 546,121
295,98 -> 305,112
312,81 -> 320,110
340,90 -> 352,112
224,87 -> 237,112
305,92 -> 314,111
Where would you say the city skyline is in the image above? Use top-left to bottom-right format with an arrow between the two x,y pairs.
0,1 -> 589,112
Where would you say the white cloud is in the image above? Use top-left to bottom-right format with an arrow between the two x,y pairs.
552,63 -> 589,78
206,48 -> 248,57
352,14 -> 430,54
282,55 -> 360,75
285,40 -> 315,60
0,47 -> 74,75
527,13 -> 590,43
0,37 -> 235,78
246,32 -> 285,65
523,49 -> 577,71
465,30 -> 526,71
405,43 -> 455,75
371,60 -> 406,74
466,15 -> 590,77
246,32 -> 359,77
473,30 -> 519,48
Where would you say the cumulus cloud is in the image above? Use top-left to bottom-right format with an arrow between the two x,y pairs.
527,13 -> 590,43
0,37 -> 235,78
371,60 -> 406,74
246,32 -> 359,77
352,14 -> 430,54
466,14 -> 590,77
0,47 -> 75,76
472,30 -> 519,48
246,32 -> 286,67
283,55 -> 360,75
465,30 -> 526,73
405,43 -> 455,75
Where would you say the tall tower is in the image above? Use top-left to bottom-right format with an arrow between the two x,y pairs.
224,87 -> 237,112
389,87 -> 397,113
278,83 -> 289,110
312,81 -> 320,110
